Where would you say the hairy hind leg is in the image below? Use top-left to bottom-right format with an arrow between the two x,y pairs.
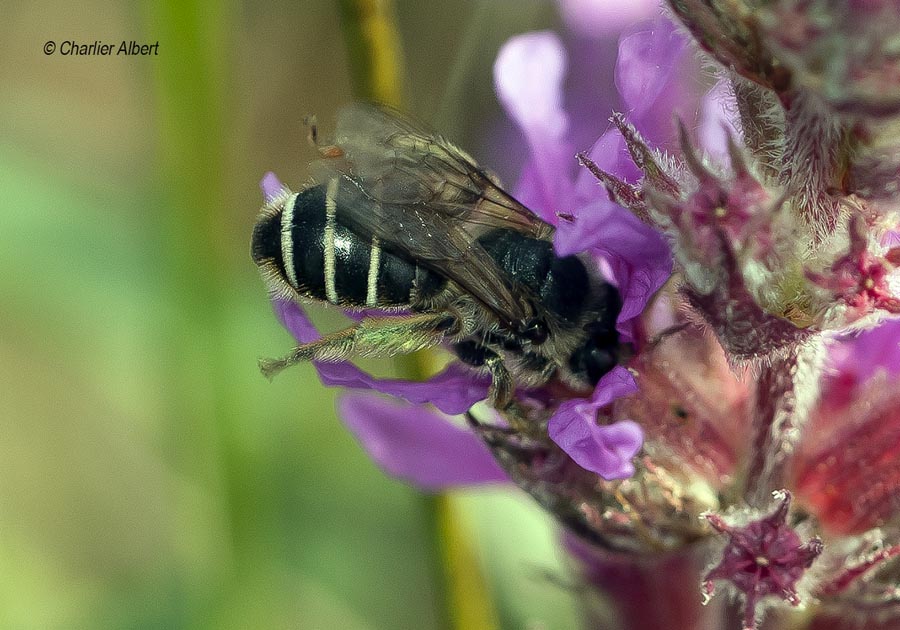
259,311 -> 458,379
261,309 -> 525,420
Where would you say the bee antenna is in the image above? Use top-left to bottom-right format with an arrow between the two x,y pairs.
303,114 -> 319,148
302,114 -> 344,159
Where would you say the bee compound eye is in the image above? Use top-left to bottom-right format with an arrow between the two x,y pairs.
569,337 -> 619,386
585,346 -> 616,384
520,318 -> 549,345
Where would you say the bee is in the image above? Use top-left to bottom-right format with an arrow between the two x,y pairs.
251,104 -> 621,407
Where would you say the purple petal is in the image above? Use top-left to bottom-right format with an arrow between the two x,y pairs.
574,127 -> 643,203
557,0 -> 660,37
829,318 -> 900,384
554,199 -> 672,337
511,158 -> 562,225
698,79 -> 741,162
615,18 -> 688,120
881,229 -> 900,249
260,172 -> 286,203
495,31 -> 575,221
338,392 -> 509,490
274,300 -> 490,415
562,36 -> 621,153
548,367 -> 643,479
587,364 -> 640,405
494,31 -> 568,142
615,18 -> 705,150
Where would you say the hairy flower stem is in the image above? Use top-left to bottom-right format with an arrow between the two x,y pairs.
743,342 -> 823,507
744,352 -> 796,505
666,0 -> 784,92
780,92 -> 851,239
744,351 -> 799,506
731,77 -> 783,180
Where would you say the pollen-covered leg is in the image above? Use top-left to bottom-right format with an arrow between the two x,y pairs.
259,312 -> 459,379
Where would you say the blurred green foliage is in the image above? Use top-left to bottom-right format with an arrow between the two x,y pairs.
0,1 -> 586,628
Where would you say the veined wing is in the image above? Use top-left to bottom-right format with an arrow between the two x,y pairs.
309,103 -> 557,329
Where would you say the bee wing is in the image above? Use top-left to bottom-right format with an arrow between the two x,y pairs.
311,103 -> 556,327
326,103 -> 555,237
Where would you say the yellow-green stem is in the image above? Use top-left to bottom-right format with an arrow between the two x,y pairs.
337,0 -> 405,106
336,3 -> 498,627
145,1 -> 247,625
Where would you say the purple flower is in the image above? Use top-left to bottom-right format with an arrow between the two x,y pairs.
493,26 -> 692,395
790,317 -> 900,537
260,171 -> 285,203
256,1 -> 900,628
702,492 -> 824,630
493,32 -> 574,223
487,27 -> 682,479
562,4 -> 900,618
594,311 -> 900,630
557,0 -> 659,37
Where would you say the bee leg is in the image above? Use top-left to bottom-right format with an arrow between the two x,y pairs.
451,340 -> 515,409
259,312 -> 459,379
484,353 -> 514,410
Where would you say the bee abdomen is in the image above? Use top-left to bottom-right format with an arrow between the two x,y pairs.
255,179 -> 447,309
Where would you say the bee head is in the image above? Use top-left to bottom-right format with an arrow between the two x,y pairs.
520,317 -> 549,345
569,321 -> 620,386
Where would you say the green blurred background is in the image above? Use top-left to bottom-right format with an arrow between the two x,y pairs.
0,1 -> 591,628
